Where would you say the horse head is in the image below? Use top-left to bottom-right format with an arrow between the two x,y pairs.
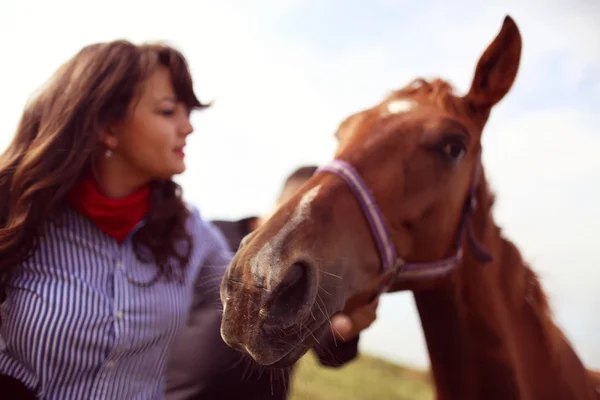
220,16 -> 522,367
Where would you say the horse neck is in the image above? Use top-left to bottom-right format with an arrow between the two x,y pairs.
413,287 -> 476,400
425,175 -> 595,399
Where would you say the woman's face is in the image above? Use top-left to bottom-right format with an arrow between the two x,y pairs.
104,66 -> 194,182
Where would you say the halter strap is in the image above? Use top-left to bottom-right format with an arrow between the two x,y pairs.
316,158 -> 493,294
316,160 -> 398,271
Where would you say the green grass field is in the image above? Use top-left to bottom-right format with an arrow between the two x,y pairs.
289,352 -> 434,400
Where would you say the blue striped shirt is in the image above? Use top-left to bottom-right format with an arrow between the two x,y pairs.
0,204 -> 233,399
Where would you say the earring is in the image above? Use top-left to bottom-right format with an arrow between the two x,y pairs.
105,149 -> 113,158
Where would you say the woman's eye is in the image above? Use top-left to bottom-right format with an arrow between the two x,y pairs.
160,109 -> 175,117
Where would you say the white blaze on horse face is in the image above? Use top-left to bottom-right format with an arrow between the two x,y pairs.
385,99 -> 416,115
249,185 -> 321,290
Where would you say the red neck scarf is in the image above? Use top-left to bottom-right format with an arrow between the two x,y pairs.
67,171 -> 151,243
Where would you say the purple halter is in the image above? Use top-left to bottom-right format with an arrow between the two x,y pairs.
316,158 -> 493,294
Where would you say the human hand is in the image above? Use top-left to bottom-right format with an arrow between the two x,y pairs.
331,299 -> 379,342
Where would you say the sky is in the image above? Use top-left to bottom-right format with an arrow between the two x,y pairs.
0,0 -> 599,371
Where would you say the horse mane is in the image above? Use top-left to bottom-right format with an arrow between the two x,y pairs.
476,169 -> 565,363
391,78 -> 459,111
501,234 -> 565,359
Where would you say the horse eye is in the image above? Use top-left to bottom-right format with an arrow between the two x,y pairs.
439,137 -> 467,162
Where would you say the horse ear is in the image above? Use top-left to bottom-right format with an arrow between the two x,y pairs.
465,16 -> 522,111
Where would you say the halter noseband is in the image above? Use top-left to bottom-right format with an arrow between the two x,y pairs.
316,158 -> 493,295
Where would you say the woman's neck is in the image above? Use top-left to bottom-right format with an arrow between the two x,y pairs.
95,155 -> 151,198
67,167 -> 152,243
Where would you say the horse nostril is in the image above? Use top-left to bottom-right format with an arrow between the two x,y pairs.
264,261 -> 314,329
281,262 -> 306,291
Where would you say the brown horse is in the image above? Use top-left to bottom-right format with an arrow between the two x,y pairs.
220,15 -> 599,399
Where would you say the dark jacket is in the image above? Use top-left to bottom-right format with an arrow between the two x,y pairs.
164,217 -> 359,400
0,374 -> 37,399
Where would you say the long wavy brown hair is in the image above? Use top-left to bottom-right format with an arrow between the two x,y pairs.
0,40 -> 209,304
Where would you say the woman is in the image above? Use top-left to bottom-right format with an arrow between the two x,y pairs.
0,40 -> 230,399
0,41 -> 373,399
